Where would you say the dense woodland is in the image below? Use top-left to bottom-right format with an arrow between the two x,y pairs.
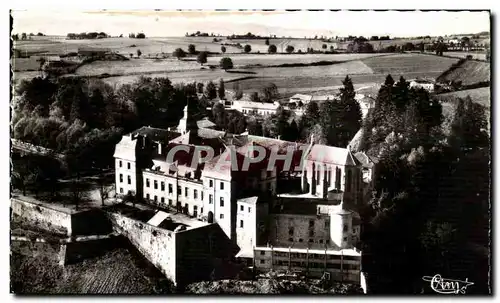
356,75 -> 490,293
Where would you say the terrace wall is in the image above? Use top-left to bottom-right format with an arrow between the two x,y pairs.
11,197 -> 73,236
107,212 -> 178,284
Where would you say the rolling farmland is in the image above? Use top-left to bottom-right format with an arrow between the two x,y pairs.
12,36 -> 462,98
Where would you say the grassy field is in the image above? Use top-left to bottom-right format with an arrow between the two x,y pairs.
362,53 -> 458,77
437,60 -> 490,86
443,51 -> 487,61
76,58 -> 202,76
206,53 -> 386,67
436,87 -> 490,108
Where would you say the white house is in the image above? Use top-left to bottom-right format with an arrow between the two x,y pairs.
409,79 -> 435,92
231,100 -> 279,116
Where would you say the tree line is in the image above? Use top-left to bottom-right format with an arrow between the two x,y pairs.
66,32 -> 108,40
355,75 -> 490,293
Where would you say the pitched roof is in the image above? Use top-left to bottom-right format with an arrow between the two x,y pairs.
196,118 -> 216,129
233,100 -> 278,110
237,196 -> 260,205
307,144 -> 360,166
113,135 -> 137,161
132,126 -> 180,144
354,152 -> 374,168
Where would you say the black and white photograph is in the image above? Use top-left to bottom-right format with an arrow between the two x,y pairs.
9,8 -> 492,295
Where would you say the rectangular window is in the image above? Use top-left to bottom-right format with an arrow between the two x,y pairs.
119,174 -> 123,183
309,220 -> 314,227
220,197 -> 224,207
220,182 -> 224,190
319,239 -> 324,244
194,189 -> 198,199
161,197 -> 165,203
346,170 -> 352,192
309,239 -> 314,243
299,239 -> 303,243
185,187 -> 188,197
119,188 -> 123,193
325,221 -> 329,228
168,199 -> 173,206
288,227 -> 294,236
209,195 -> 213,204
336,167 -> 342,190
193,206 -> 198,217
161,182 -> 165,191
201,191 -> 204,201
240,220 -> 243,228
154,180 -> 158,189
178,186 -> 181,195
260,251 -> 265,256
240,205 -> 244,211
168,184 -> 173,194
127,162 -> 131,170
260,260 -> 265,264
316,169 -> 320,185
220,214 -> 224,219
248,207 -> 251,213
146,193 -> 150,200
201,207 -> 203,214
209,180 -> 213,187
353,228 -> 356,234
154,195 -> 158,202
309,230 -> 314,237
146,178 -> 150,187
119,160 -> 122,168
343,224 -> 348,232
127,175 -> 131,185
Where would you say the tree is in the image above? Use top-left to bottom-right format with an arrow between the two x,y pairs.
219,57 -> 233,71
205,81 -> 217,100
233,82 -> 243,100
136,33 -> 146,39
212,103 -> 226,129
261,83 -> 279,103
449,96 -> 488,151
250,92 -> 260,102
197,82 -> 204,94
268,44 -> 277,54
286,45 -> 295,54
136,49 -> 142,57
197,51 -> 208,65
265,38 -> 270,45
244,44 -> 252,53
97,168 -> 112,206
188,44 -> 196,54
221,46 -> 226,53
218,78 -> 225,100
12,34 -> 19,41
21,33 -> 27,40
173,48 -> 187,59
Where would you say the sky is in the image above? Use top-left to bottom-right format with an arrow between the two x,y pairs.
11,10 -> 490,38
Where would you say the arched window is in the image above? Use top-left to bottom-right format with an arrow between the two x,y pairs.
207,211 -> 214,224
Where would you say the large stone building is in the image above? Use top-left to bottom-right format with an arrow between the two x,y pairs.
113,102 -> 367,285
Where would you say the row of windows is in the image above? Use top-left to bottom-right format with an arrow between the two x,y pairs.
119,160 -> 131,170
144,179 -> 205,201
239,205 -> 252,213
119,174 -> 132,185
268,251 -> 359,261
262,259 -> 359,271
208,179 -> 225,190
